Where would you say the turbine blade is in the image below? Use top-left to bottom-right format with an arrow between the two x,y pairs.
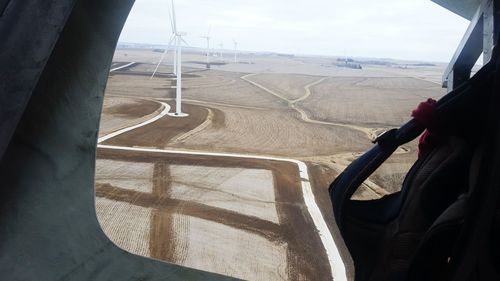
168,5 -> 174,33
150,50 -> 168,79
180,37 -> 189,46
171,0 -> 177,33
168,34 -> 177,49
150,35 -> 175,79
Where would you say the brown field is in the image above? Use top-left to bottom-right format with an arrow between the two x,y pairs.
96,148 -> 331,280
96,49 -> 447,280
300,77 -> 445,127
99,96 -> 162,136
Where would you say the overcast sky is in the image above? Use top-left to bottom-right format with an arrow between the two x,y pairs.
118,0 -> 470,62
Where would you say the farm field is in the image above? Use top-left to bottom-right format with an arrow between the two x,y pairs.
96,48 -> 447,280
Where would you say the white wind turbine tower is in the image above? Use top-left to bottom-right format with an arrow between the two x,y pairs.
200,25 -> 211,69
150,0 -> 188,117
233,39 -> 238,63
219,43 -> 224,59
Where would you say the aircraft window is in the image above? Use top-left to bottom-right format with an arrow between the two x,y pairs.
95,1 -> 469,280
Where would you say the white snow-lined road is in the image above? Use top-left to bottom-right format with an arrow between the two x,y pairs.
97,102 -> 170,143
110,62 -> 137,72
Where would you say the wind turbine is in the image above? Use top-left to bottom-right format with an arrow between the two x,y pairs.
219,43 -> 224,59
201,25 -> 211,68
233,39 -> 238,63
150,0 -> 188,117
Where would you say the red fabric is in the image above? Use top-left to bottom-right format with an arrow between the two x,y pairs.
411,98 -> 438,130
411,98 -> 439,158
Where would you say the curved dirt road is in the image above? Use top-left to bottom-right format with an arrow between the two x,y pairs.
241,73 -> 381,140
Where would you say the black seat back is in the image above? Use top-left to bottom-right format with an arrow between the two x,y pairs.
329,48 -> 500,281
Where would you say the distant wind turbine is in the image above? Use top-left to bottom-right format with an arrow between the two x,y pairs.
233,39 -> 238,63
150,0 -> 188,117
201,25 -> 211,68
219,43 -> 224,59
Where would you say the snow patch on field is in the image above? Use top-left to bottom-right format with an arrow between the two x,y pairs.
95,197 -> 151,257
96,159 -> 154,193
169,165 -> 279,223
172,214 -> 288,281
